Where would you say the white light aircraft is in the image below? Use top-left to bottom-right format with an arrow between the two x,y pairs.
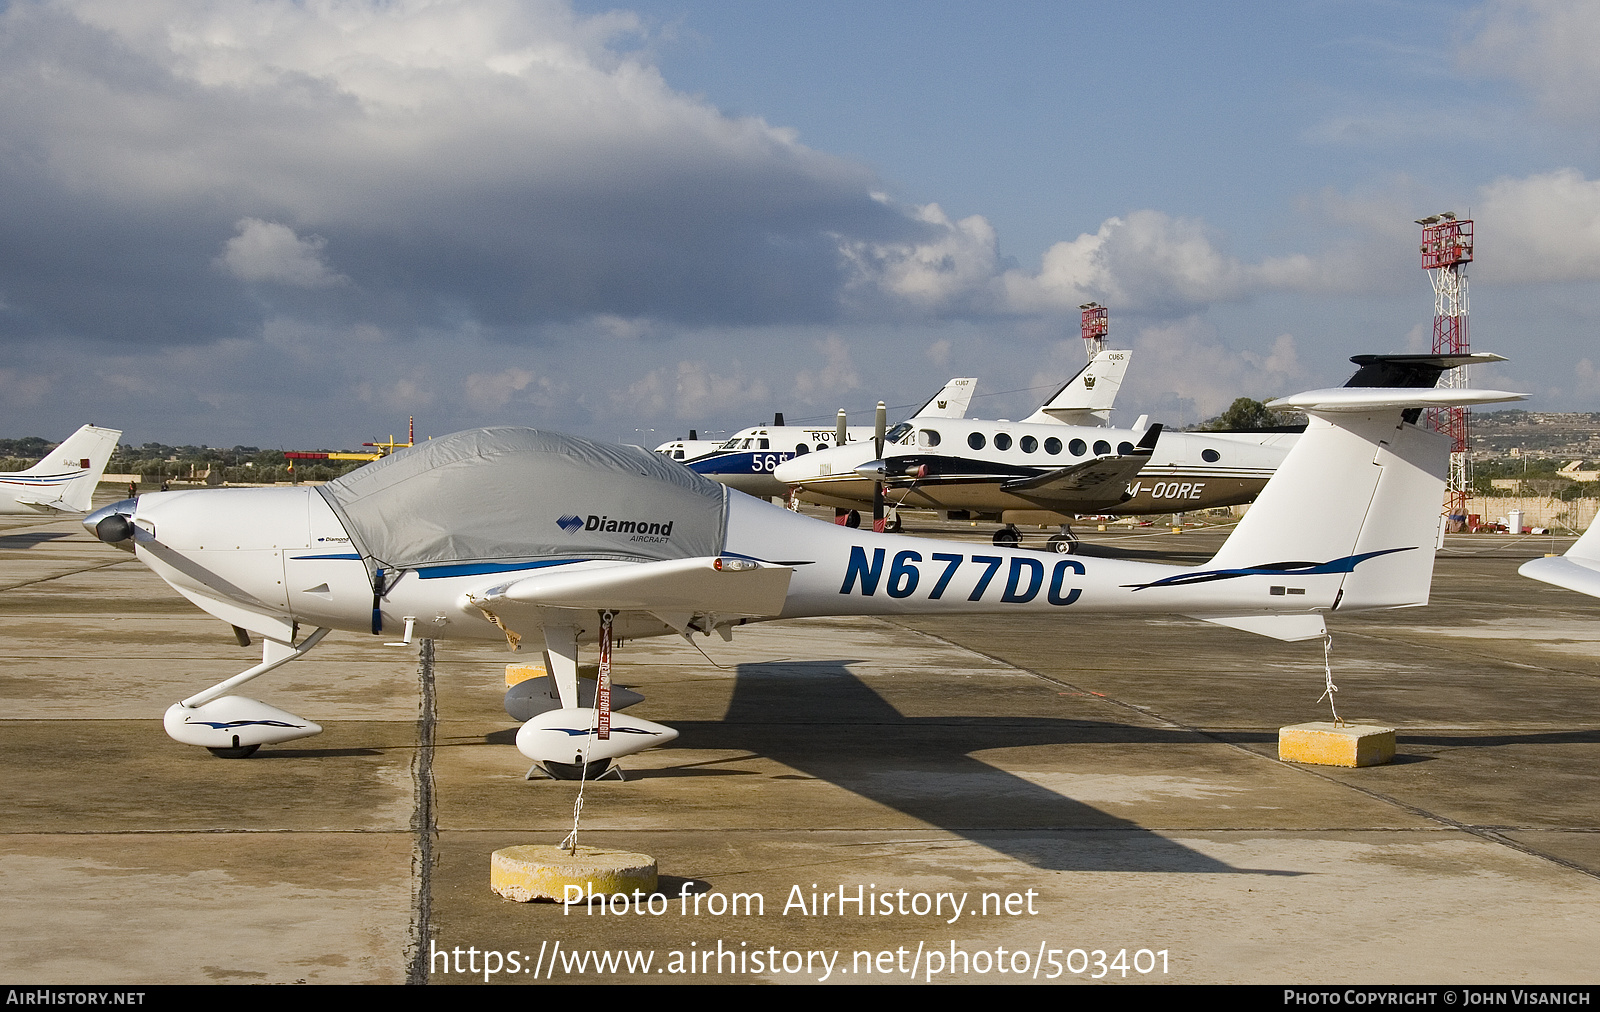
86,380 -> 1521,776
774,353 -> 1502,550
2,424 -> 123,515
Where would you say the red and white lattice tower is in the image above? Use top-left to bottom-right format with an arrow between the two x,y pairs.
1080,302 -> 1108,360
1419,213 -> 1473,519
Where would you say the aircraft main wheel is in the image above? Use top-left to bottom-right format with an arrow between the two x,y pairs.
845,510 -> 862,529
992,526 -> 1021,547
1048,533 -> 1078,554
207,744 -> 260,759
541,758 -> 615,781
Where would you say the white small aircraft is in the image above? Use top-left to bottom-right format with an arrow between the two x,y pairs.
1,424 -> 123,515
87,380 -> 1521,775
774,353 -> 1502,550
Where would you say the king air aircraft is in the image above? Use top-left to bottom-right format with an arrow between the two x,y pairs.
774,354 -> 1503,552
1,425 -> 122,516
85,371 -> 1520,778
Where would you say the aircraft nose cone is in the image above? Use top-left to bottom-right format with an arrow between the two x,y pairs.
771,457 -> 813,484
84,498 -> 138,546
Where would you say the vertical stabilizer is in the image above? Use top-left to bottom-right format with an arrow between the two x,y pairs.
11,424 -> 123,512
911,377 -> 977,419
1207,388 -> 1522,613
1023,349 -> 1131,426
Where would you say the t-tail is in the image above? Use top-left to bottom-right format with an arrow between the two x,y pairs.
1190,384 -> 1524,640
1023,348 -> 1132,426
911,377 -> 977,419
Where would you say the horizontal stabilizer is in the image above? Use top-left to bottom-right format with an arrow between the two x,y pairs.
9,495 -> 71,512
471,556 -> 794,617
1270,388 -> 1524,413
1344,352 -> 1506,388
1189,613 -> 1328,642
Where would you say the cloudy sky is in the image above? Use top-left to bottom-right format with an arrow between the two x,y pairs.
1,0 -> 1597,449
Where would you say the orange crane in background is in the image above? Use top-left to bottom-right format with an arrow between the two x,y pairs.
285,417 -> 417,470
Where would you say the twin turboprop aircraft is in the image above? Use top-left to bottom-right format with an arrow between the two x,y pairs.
86,377 -> 1521,777
775,353 -> 1503,551
1,424 -> 123,515
664,376 -> 978,499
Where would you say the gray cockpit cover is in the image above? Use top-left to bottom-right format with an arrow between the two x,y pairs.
316,428 -> 728,582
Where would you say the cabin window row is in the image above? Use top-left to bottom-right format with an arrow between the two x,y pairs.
937,430 -> 1134,457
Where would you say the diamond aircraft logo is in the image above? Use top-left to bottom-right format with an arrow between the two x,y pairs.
556,514 -> 585,533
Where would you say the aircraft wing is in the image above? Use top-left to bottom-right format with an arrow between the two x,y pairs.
995,424 -> 1159,507
997,453 -> 1150,506
463,556 -> 796,622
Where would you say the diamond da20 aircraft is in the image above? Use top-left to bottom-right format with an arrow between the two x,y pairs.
86,379 -> 1519,777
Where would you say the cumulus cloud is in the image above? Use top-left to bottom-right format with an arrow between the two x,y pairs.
464,367 -> 555,411
1111,323 -> 1308,424
1462,0 -> 1600,126
217,219 -> 347,287
792,334 -> 861,403
842,205 -> 1325,317
0,0 -> 914,346
618,360 -> 773,421
1473,169 -> 1600,283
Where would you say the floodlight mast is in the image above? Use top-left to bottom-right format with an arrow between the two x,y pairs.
1418,214 -> 1473,522
1080,302 -> 1108,360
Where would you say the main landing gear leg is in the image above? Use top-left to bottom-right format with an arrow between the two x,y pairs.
518,622 -> 679,781
1047,524 -> 1079,554
163,628 -> 332,757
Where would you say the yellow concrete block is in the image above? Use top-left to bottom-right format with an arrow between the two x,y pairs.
490,845 -> 658,903
506,663 -> 546,687
1279,722 -> 1396,767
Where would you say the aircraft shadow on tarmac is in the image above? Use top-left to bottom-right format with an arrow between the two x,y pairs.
0,531 -> 77,550
642,659 -> 1293,876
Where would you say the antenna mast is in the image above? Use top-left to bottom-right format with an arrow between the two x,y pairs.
1417,213 -> 1473,523
1080,302 -> 1108,360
